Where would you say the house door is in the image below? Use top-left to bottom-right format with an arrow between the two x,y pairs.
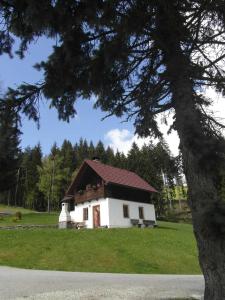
93,205 -> 100,228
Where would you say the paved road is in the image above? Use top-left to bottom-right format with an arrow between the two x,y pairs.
0,267 -> 204,300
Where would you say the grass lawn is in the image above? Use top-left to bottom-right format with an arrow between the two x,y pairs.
0,212 -> 58,226
0,205 -> 58,226
0,221 -> 201,274
0,204 -> 35,214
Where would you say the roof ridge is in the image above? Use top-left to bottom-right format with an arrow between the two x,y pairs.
85,159 -> 138,176
82,159 -> 157,193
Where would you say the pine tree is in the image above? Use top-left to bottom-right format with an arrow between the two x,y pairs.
95,141 -> 107,163
0,99 -> 21,204
105,146 -> 115,165
1,1 -> 225,296
60,140 -> 77,172
20,144 -> 44,210
88,141 -> 95,159
127,142 -> 141,172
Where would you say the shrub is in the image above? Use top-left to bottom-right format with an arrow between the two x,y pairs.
15,211 -> 22,220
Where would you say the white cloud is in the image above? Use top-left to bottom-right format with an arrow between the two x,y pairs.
104,129 -> 151,156
104,125 -> 179,157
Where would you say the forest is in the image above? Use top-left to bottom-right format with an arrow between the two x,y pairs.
0,117 -> 185,213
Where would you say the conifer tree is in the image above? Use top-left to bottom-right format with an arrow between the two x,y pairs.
1,1 -> 225,297
88,141 -> 95,160
0,99 -> 21,203
60,140 -> 76,173
20,144 -> 44,210
95,141 -> 107,163
105,146 -> 115,165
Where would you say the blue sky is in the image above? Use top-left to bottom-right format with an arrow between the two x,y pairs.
0,37 -> 134,155
3,37 -> 223,157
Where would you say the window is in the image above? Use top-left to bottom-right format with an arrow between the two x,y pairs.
139,207 -> 144,219
123,204 -> 129,218
83,207 -> 88,220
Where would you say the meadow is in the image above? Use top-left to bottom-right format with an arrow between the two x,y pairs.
0,206 -> 201,274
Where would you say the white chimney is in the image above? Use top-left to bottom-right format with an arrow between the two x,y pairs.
59,202 -> 71,229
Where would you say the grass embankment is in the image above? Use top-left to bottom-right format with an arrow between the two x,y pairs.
0,221 -> 201,274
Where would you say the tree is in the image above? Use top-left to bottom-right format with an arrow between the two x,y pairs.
105,146 -> 115,165
38,154 -> 69,211
1,1 -> 225,298
95,141 -> 107,163
126,141 -> 178,215
20,144 -> 44,210
60,139 -> 77,173
0,99 -> 21,204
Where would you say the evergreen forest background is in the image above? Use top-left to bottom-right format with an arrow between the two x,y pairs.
0,103 -> 187,214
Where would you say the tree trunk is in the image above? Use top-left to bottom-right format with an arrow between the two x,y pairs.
155,3 -> 225,299
174,83 -> 225,300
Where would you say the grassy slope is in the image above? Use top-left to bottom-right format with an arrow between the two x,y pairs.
0,221 -> 201,274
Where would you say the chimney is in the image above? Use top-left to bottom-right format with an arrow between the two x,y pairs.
92,156 -> 100,162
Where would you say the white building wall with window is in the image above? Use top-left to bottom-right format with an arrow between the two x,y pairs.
70,198 -> 109,229
107,198 -> 156,228
69,197 -> 156,229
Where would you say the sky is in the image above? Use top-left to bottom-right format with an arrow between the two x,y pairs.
0,38 -> 224,157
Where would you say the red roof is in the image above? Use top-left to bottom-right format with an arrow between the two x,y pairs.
81,159 -> 157,193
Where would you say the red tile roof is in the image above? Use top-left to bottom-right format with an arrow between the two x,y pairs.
84,159 -> 157,193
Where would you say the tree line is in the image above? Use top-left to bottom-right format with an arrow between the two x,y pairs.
0,103 -> 184,212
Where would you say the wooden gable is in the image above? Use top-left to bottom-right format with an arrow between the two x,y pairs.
66,160 -> 157,205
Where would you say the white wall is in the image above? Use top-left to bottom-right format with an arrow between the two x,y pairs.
70,197 -> 156,229
70,198 -> 109,229
108,198 -> 156,228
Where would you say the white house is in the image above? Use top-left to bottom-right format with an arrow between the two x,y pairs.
59,159 -> 157,229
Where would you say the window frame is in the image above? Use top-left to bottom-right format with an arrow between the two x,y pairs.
123,204 -> 129,218
83,207 -> 88,221
139,206 -> 144,219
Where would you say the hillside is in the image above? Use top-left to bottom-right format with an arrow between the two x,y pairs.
0,221 -> 201,274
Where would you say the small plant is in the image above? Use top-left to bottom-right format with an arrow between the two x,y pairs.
78,190 -> 84,195
15,211 -> 22,220
11,216 -> 18,222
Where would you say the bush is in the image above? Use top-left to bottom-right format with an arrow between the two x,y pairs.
15,211 -> 22,220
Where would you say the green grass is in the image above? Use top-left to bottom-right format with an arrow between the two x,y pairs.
0,221 -> 201,274
0,204 -> 58,226
0,212 -> 58,226
0,204 -> 35,214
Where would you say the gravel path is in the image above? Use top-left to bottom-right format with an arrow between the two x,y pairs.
0,266 -> 204,300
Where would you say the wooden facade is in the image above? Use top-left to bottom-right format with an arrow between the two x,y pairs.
75,184 -> 105,204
